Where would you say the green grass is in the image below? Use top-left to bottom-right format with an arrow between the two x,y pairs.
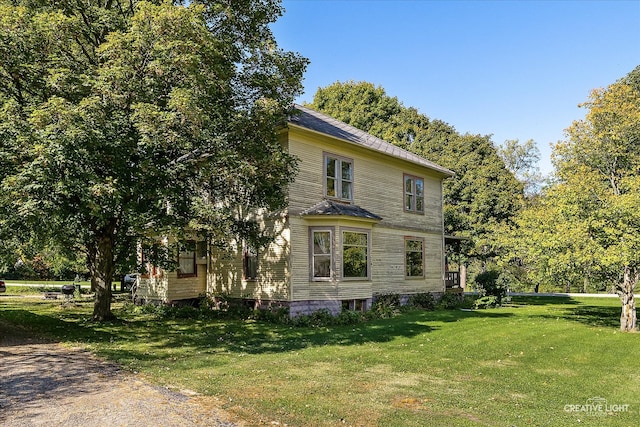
0,295 -> 637,426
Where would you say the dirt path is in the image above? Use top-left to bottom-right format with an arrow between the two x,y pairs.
0,322 -> 241,427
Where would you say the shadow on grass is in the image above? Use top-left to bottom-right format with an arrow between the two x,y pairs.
513,296 -> 623,329
509,295 -> 582,306
0,301 -> 516,366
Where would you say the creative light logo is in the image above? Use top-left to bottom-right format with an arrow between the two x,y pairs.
564,397 -> 630,416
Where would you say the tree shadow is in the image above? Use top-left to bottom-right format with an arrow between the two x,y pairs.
561,304 -> 621,328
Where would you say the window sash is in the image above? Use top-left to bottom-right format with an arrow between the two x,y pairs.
404,174 -> 425,213
405,238 -> 424,277
243,243 -> 258,280
325,154 -> 353,201
342,231 -> 369,279
312,230 -> 333,279
177,241 -> 196,277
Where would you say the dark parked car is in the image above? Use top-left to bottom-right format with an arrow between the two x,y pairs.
0,280 -> 6,293
121,274 -> 138,292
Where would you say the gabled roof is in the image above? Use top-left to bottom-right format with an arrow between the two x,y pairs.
288,104 -> 454,177
301,200 -> 382,221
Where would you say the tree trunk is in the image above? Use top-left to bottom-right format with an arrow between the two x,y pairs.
88,226 -> 117,322
619,266 -> 637,332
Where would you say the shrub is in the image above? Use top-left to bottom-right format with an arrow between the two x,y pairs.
473,295 -> 500,309
474,270 -> 509,306
439,292 -> 464,309
408,292 -> 437,310
369,293 -> 401,319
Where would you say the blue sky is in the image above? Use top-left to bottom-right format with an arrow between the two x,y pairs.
271,0 -> 640,175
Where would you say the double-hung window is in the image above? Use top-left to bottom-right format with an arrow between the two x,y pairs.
404,174 -> 424,213
342,230 -> 370,279
242,242 -> 258,280
177,240 -> 196,278
325,154 -> 353,202
311,228 -> 333,280
405,238 -> 425,278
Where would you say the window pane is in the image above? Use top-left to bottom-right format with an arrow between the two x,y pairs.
415,179 -> 424,196
179,250 -> 195,275
405,176 -> 413,193
326,157 -> 337,178
405,239 -> 424,277
343,231 -> 367,246
243,244 -> 258,279
341,181 -> 352,200
416,179 -> 424,212
343,247 -> 367,277
314,255 -> 331,277
406,239 -> 423,252
341,161 -> 352,180
343,232 -> 368,278
313,231 -> 331,254
326,178 -> 336,197
405,194 -> 413,211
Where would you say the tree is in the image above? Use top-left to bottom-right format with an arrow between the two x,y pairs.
308,81 -> 523,263
505,67 -> 640,331
555,69 -> 640,331
498,139 -> 543,197
0,0 -> 307,320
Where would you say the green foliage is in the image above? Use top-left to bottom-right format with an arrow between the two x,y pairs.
308,81 -> 524,262
474,269 -> 509,306
0,0 -> 307,320
438,292 -> 464,309
407,292 -> 437,310
5,295 -> 639,426
369,293 -> 402,318
500,66 -> 640,330
473,295 -> 500,309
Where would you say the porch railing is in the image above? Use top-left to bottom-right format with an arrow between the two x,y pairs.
445,271 -> 461,293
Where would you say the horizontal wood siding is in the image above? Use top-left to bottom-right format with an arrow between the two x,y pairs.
371,228 -> 444,295
287,128 -> 444,234
207,217 -> 290,301
286,127 -> 446,301
136,275 -> 168,302
165,264 -> 206,301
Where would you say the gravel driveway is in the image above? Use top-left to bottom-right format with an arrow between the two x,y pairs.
0,322 -> 240,427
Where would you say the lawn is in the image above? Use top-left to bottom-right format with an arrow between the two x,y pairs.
0,293 -> 637,426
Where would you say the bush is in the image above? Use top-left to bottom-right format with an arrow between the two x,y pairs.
438,292 -> 463,309
408,292 -> 436,310
473,295 -> 500,309
474,270 -> 509,306
369,293 -> 401,319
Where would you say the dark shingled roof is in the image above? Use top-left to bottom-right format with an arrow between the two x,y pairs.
301,200 -> 383,221
288,104 -> 454,177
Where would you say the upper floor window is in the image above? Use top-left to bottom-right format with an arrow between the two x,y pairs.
177,240 -> 196,278
325,153 -> 353,202
404,174 -> 424,213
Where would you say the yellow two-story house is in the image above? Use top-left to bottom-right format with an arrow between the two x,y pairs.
135,104 -> 454,316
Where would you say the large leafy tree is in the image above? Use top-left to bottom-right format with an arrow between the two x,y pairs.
0,0 -> 307,320
309,81 -> 523,262
505,67 -> 640,331
554,68 -> 640,331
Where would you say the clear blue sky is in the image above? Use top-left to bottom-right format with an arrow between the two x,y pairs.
271,0 -> 640,175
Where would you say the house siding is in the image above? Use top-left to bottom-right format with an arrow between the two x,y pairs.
148,106 -> 450,316
207,215 -> 291,301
